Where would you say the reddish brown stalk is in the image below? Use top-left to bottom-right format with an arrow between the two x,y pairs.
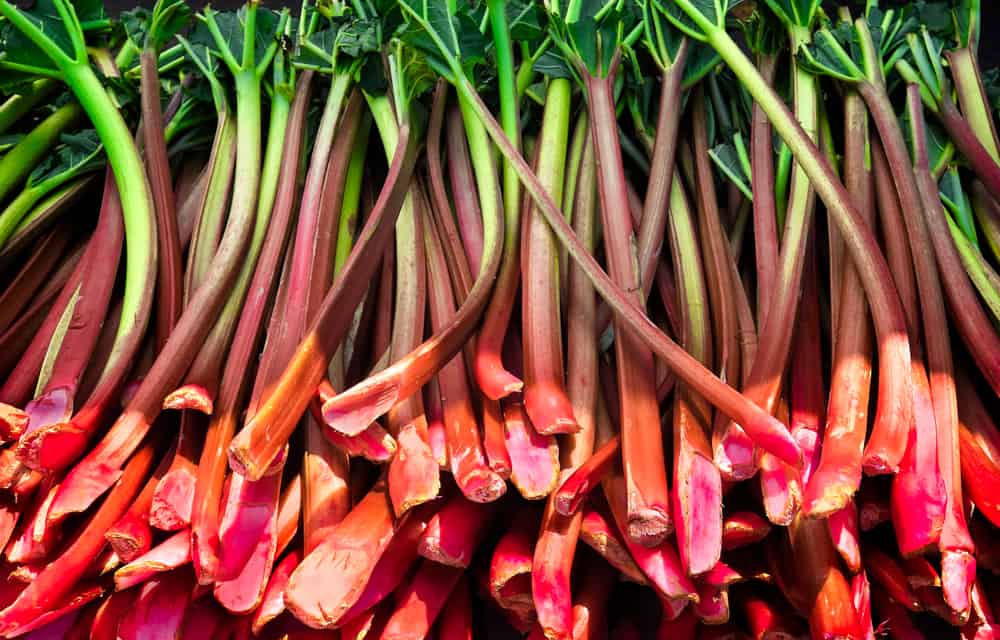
284,480 -> 400,628
148,413 -> 203,531
520,81 -> 576,438
0,227 -> 70,336
141,49 -> 183,350
446,104 -> 485,272
188,73 -> 312,585
587,72 -> 670,547
418,493 -> 496,567
578,498 -> 646,585
336,504 -> 435,627
803,92 -> 874,517
741,586 -> 808,640
720,512 -> 770,551
380,560 -> 463,640
532,132 -> 599,639
890,362 -> 946,556
1,174 -> 120,413
787,516 -> 864,639
553,435 -> 618,518
957,374 -> 1000,528
863,548 -> 922,613
423,199 -> 503,502
751,54 -> 779,325
437,575 -> 473,640
228,124 -> 418,480
0,434 -> 159,636
937,94 -> 1000,206
113,528 -> 190,591
425,82 -> 474,301
870,586 -> 924,640
908,89 -> 976,615
568,552 -> 616,640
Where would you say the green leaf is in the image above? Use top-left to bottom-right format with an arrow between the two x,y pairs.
506,0 -> 545,43
0,133 -> 23,152
760,0 -> 820,29
396,0 -> 488,80
662,0 -> 730,42
939,167 -> 978,246
796,24 -> 865,82
192,6 -> 284,72
710,137 -> 753,200
28,129 -> 103,187
533,48 -> 573,79
0,0 -> 81,75
146,0 -> 191,52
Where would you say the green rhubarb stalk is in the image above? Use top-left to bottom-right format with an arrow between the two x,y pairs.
0,103 -> 84,210
0,78 -> 59,136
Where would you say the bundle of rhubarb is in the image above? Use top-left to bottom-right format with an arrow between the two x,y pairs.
1,0 -> 1000,637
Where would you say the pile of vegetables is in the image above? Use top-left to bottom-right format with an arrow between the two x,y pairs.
1,0 -> 1000,636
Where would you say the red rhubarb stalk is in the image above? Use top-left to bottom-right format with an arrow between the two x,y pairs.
956,373 -> 1000,528
587,70 -> 671,547
113,529 -> 190,591
379,560 -> 463,640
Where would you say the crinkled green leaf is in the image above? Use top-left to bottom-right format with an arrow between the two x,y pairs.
662,0 -> 730,42
146,0 -> 191,52
191,6 -> 283,70
28,129 -> 103,187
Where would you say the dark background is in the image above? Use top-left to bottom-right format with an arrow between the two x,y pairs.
105,1 -> 1000,71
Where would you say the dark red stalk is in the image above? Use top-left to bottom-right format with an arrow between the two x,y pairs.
228,124 -> 418,480
437,575 -> 473,640
553,435 -> 618,518
863,548 -> 922,612
425,83 -> 475,301
741,587 -> 807,640
140,49 -> 183,350
937,94 -> 1000,206
587,71 -> 671,547
870,586 -> 924,640
284,480 -> 400,628
570,553 -> 616,640
423,192 -> 502,501
692,561 -> 742,624
0,433 -> 159,636
751,54 -> 779,326
802,87 -> 873,517
0,227 -> 70,337
0,264 -> 75,384
447,103 -> 485,273
189,73 -> 312,585
908,88 -> 977,615
89,588 -> 135,640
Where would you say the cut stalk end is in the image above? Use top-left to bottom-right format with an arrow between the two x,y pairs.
162,385 -> 214,414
